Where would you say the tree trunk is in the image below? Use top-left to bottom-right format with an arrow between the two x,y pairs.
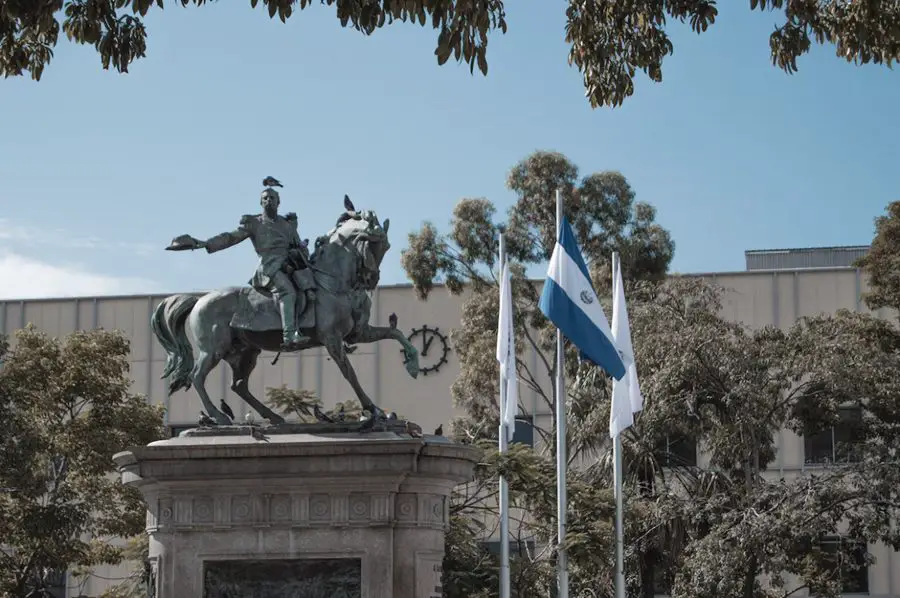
742,555 -> 758,598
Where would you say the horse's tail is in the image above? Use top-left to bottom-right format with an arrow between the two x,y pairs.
151,294 -> 199,395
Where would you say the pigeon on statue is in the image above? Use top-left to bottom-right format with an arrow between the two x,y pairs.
313,404 -> 334,423
434,424 -> 443,436
263,176 -> 283,188
344,194 -> 355,212
219,399 -> 235,421
198,412 -> 215,427
389,313 -> 398,329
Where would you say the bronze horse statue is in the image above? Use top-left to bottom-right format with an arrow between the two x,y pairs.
150,208 -> 420,425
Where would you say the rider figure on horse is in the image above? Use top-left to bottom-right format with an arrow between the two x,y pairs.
191,185 -> 316,349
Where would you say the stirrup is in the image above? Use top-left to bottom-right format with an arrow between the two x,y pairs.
281,331 -> 309,350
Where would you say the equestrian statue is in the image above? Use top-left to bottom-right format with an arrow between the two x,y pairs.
150,177 -> 420,427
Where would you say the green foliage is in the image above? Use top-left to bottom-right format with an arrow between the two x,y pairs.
266,386 -> 405,422
402,151 -> 674,436
0,327 -> 166,597
266,385 -> 323,421
94,534 -> 151,598
856,200 -> 900,313
565,0 -> 900,107
406,163 -> 900,597
3,1 -> 898,108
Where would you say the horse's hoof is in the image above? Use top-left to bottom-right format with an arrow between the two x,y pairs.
358,408 -> 384,431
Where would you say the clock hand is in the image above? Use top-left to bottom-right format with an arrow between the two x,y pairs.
422,335 -> 434,356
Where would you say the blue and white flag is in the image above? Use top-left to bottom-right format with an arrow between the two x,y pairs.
539,217 -> 626,381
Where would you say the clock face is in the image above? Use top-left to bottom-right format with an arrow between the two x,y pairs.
404,325 -> 451,375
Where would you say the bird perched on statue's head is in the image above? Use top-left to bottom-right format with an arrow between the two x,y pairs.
344,194 -> 355,212
263,176 -> 283,188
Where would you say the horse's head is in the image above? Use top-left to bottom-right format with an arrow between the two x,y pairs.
320,207 -> 391,290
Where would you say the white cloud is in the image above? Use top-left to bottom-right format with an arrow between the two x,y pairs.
0,219 -> 155,256
0,251 -> 158,300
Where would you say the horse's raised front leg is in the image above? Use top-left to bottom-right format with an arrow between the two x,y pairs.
322,337 -> 384,420
348,325 -> 420,379
225,347 -> 286,425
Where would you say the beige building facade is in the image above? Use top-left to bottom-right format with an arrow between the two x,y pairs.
2,246 -> 898,597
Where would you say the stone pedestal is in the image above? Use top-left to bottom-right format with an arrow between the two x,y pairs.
113,429 -> 478,598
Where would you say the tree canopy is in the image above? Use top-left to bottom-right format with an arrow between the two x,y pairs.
0,327 -> 165,597
856,200 -> 900,315
402,158 -> 900,598
2,0 -> 898,108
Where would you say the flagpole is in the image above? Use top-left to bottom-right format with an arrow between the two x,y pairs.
612,251 -> 626,598
555,189 -> 569,598
498,233 -> 511,598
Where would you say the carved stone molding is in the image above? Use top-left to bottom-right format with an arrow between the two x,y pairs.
146,488 -> 448,531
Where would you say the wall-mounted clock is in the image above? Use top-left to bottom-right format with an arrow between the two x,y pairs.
403,325 -> 451,376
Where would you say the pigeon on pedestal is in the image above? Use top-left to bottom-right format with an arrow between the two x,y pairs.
219,400 -> 235,421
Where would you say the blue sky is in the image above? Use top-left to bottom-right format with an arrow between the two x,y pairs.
0,1 -> 897,299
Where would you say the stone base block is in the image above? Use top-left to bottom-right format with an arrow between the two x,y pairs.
113,430 -> 478,598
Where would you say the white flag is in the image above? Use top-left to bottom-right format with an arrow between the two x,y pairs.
609,258 -> 643,438
497,261 -> 519,441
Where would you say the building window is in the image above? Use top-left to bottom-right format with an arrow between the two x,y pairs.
511,416 -> 534,447
653,435 -> 697,467
24,569 -> 66,598
45,569 -> 66,598
811,536 -> 869,595
651,565 -> 673,596
169,424 -> 197,437
481,539 -> 536,557
804,406 -> 863,465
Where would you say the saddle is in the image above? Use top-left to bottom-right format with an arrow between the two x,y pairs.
230,287 -> 315,332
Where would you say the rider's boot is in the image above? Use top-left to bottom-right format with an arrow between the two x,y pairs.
278,295 -> 304,349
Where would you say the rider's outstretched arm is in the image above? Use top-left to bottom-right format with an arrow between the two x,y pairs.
203,215 -> 254,254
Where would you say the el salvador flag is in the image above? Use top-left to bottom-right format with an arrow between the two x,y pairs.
539,217 -> 626,381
